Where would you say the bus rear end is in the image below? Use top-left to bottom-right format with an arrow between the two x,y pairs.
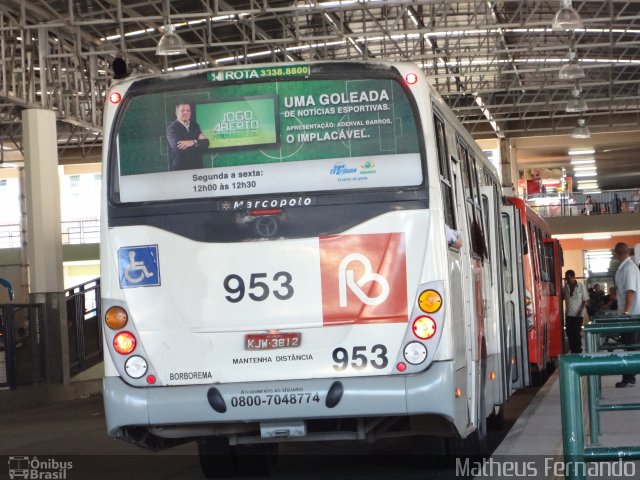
101,62 -> 463,462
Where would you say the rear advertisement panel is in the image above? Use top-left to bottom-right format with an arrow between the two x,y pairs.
115,71 -> 422,202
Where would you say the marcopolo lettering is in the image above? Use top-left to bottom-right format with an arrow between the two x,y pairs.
232,197 -> 313,210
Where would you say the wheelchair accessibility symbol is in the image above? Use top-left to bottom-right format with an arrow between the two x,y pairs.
118,245 -> 161,288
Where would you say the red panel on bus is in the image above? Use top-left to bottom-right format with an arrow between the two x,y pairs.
319,233 -> 408,325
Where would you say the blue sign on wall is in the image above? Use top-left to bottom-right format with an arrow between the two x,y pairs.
118,245 -> 161,288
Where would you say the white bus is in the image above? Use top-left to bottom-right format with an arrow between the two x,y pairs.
101,61 -> 529,476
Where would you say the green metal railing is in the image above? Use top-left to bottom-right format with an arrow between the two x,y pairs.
559,313 -> 640,480
589,313 -> 640,351
560,353 -> 640,480
583,317 -> 640,445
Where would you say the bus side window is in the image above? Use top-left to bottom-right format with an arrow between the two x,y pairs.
457,141 -> 487,259
543,242 -> 557,295
433,114 -> 456,230
534,225 -> 547,282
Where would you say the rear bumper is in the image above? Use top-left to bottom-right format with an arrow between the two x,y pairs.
104,360 -> 456,437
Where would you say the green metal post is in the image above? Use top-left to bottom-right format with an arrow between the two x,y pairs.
560,354 -> 586,480
560,353 -> 640,480
584,330 -> 601,445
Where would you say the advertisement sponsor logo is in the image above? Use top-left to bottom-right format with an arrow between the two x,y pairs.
329,161 -> 377,179
329,162 -> 358,176
320,233 -> 408,325
359,160 -> 377,175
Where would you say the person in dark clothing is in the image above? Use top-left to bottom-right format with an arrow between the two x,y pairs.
587,283 -> 605,316
561,269 -> 589,353
603,287 -> 618,311
166,101 -> 209,170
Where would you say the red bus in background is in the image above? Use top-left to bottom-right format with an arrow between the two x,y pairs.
506,197 -> 564,382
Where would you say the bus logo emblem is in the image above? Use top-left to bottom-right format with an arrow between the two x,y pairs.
118,245 -> 161,288
320,233 -> 408,325
338,253 -> 389,307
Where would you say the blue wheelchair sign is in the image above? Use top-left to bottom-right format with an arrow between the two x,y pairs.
118,245 -> 161,288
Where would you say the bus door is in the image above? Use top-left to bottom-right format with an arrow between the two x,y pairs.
544,238 -> 564,358
480,185 -> 504,407
449,157 -> 475,432
500,204 -> 530,391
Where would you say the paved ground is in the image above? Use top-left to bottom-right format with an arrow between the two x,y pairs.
0,381 -> 539,480
7,365 -> 638,480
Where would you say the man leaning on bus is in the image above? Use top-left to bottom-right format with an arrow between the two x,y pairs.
562,269 -> 589,353
612,242 -> 640,388
166,101 -> 209,171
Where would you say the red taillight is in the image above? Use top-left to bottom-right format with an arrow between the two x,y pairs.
412,316 -> 437,340
146,375 -> 157,385
396,362 -> 407,372
109,92 -> 122,104
113,331 -> 136,354
405,72 -> 418,85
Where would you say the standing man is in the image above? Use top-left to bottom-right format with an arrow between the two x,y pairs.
562,269 -> 589,353
166,101 -> 209,171
612,242 -> 640,388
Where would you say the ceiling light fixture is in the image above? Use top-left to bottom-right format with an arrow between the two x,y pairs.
156,24 -> 187,55
566,88 -> 588,112
577,183 -> 599,189
568,148 -> 595,155
570,158 -> 595,165
552,0 -> 584,31
559,52 -> 585,79
156,0 -> 187,56
584,235 -> 612,240
571,118 -> 591,139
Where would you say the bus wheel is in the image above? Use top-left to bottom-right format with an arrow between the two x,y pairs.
530,364 -> 548,386
198,437 -> 238,478
411,435 -> 452,467
487,405 -> 505,431
463,415 -> 488,458
236,443 -> 278,476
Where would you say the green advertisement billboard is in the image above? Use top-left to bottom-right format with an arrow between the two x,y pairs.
115,73 -> 423,202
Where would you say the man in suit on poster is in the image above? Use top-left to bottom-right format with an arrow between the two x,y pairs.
166,101 -> 209,170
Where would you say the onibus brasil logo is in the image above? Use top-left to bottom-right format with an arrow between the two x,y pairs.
8,456 -> 72,479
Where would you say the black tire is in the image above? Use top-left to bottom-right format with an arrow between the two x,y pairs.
236,443 -> 278,476
198,437 -> 238,479
411,435 -> 453,468
463,414 -> 488,458
530,363 -> 549,386
487,405 -> 505,431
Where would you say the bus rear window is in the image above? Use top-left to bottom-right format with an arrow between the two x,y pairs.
113,76 -> 422,203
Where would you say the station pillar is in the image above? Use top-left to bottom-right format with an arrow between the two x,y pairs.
22,108 -> 69,384
500,138 -> 518,196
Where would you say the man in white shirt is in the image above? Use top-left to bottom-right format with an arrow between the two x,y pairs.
561,269 -> 589,353
613,242 -> 640,387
